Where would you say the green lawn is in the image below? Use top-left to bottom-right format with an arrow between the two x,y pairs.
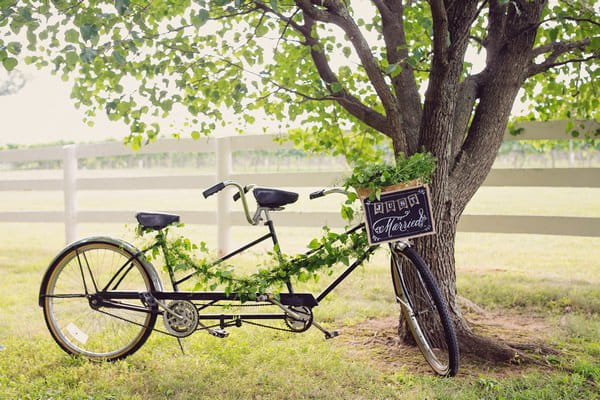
0,180 -> 599,399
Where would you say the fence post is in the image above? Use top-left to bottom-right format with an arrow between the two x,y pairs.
216,137 -> 232,255
63,144 -> 78,244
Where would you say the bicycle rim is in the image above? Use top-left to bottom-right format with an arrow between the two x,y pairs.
43,242 -> 156,360
391,247 -> 459,376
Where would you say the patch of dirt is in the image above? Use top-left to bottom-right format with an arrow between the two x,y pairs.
336,311 -> 558,378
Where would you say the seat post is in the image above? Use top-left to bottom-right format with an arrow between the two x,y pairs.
157,229 -> 179,292
264,210 -> 294,293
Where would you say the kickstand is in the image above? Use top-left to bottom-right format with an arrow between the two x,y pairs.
177,338 -> 185,355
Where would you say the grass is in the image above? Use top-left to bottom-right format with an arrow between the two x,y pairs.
1,181 -> 599,399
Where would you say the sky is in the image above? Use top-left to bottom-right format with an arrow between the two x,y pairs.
0,66 -> 131,146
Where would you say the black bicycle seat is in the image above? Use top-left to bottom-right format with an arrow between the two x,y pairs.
136,212 -> 180,230
253,188 -> 298,208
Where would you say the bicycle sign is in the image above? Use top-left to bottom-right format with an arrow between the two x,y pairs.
362,184 -> 436,245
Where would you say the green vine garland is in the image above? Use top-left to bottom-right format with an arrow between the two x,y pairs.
138,152 -> 436,301
139,225 -> 371,301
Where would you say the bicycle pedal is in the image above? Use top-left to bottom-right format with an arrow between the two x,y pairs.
209,328 -> 229,338
325,330 -> 340,340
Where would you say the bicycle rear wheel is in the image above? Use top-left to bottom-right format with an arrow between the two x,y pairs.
391,245 -> 459,376
41,240 -> 157,360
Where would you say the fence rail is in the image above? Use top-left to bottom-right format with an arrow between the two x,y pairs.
1,120 -> 599,252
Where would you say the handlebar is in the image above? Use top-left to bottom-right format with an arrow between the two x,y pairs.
233,185 -> 253,202
309,188 -> 348,199
202,182 -> 226,198
202,181 -> 257,225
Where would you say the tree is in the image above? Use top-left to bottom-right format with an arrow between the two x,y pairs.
2,0 -> 598,361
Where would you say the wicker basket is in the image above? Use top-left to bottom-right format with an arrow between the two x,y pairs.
356,178 -> 423,199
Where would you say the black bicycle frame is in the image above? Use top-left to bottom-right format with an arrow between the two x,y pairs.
94,221 -> 378,326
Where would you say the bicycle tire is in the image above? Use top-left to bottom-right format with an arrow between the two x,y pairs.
41,240 -> 157,360
391,246 -> 459,376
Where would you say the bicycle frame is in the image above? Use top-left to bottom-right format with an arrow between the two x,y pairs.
91,216 -> 377,334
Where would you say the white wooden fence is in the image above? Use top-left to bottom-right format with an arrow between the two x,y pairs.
1,120 -> 599,252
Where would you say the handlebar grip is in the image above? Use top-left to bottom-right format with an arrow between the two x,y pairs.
203,182 -> 226,198
309,189 -> 325,200
233,185 -> 251,202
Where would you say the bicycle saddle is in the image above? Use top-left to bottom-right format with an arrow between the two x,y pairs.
136,212 -> 180,230
253,188 -> 298,208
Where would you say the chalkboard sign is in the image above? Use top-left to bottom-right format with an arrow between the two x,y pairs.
362,184 -> 436,245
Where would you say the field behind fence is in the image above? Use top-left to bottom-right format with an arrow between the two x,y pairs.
0,120 -> 599,254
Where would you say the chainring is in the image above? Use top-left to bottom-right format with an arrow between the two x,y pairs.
284,306 -> 313,332
163,300 -> 199,338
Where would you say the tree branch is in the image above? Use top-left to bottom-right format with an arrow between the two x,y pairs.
451,74 -> 481,160
527,38 -> 595,77
376,0 -> 421,151
296,0 -> 399,118
428,0 -> 450,63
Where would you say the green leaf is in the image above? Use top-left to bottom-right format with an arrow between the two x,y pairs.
255,25 -> 269,37
115,0 -> 131,15
330,82 -> 343,93
192,9 -> 209,28
549,28 -> 559,43
385,63 -> 402,78
7,42 -> 21,55
2,57 -> 18,72
112,50 -> 126,65
80,24 -> 99,42
191,131 -> 200,140
80,47 -> 97,64
308,239 -> 321,250
65,29 -> 79,43
65,51 -> 78,66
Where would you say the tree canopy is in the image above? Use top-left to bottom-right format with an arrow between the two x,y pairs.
1,1 -> 597,154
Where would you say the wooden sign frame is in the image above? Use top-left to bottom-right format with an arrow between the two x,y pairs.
361,184 -> 436,246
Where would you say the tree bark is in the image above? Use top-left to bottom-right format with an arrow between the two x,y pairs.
393,0 -> 550,363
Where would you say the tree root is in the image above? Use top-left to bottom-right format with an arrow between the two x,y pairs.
455,326 -> 556,368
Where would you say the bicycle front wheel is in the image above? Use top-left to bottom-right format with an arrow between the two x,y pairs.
391,245 -> 459,376
41,240 -> 157,360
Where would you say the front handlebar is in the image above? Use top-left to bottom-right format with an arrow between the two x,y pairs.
202,181 -> 257,225
202,182 -> 226,198
309,188 -> 348,199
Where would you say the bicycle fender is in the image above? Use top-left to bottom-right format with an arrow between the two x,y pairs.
38,236 -> 165,307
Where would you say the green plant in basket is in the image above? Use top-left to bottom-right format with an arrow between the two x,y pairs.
339,152 -> 437,222
344,152 -> 437,198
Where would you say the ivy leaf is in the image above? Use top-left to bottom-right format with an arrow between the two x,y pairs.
308,239 -> 321,249
2,57 -> 18,72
